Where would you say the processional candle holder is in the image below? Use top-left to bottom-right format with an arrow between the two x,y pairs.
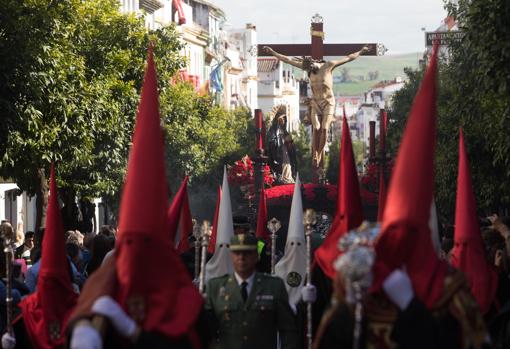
192,219 -> 201,282
267,217 -> 282,275
1,222 -> 15,337
303,209 -> 317,349
198,220 -> 211,296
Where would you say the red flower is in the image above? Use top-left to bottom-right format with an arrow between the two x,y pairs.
228,155 -> 274,188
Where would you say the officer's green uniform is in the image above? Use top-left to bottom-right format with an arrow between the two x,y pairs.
205,234 -> 299,349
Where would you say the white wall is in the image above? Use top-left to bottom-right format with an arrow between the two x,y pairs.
119,0 -> 140,14
225,25 -> 258,113
181,41 -> 205,85
257,60 -> 300,132
0,183 -> 18,225
0,184 -> 37,233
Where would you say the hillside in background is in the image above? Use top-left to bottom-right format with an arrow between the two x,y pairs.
291,52 -> 421,96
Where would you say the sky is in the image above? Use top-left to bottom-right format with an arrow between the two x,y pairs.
212,0 -> 448,54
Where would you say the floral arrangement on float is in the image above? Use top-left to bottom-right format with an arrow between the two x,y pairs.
360,163 -> 378,194
228,155 -> 274,206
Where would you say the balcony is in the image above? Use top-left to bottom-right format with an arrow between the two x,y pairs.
140,0 -> 164,13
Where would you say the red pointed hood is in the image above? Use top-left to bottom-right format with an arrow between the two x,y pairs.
114,47 -> 203,337
372,47 -> 447,308
255,185 -> 269,239
315,115 -> 363,279
208,185 -> 222,254
19,164 -> 77,348
450,129 -> 497,313
176,183 -> 193,254
168,176 -> 189,243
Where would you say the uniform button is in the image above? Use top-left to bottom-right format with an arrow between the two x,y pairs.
243,321 -> 248,326
243,336 -> 248,341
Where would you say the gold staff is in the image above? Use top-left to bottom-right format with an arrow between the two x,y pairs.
1,222 -> 15,338
267,218 -> 282,275
198,221 -> 211,295
303,209 -> 317,349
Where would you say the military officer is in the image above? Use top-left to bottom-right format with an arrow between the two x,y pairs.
205,233 -> 299,349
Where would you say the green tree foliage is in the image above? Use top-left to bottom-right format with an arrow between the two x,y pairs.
0,0 -> 183,199
444,0 -> 510,214
388,0 -> 510,222
291,124 -> 313,183
326,139 -> 340,184
1,0 -> 259,228
367,71 -> 379,81
340,68 -> 352,83
0,0 -> 257,228
162,82 -> 253,187
175,100 -> 254,221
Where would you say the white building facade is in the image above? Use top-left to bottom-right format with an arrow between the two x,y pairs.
0,182 -> 106,234
257,58 -> 300,133
223,24 -> 258,113
356,78 -> 404,147
119,0 -> 172,29
333,96 -> 363,141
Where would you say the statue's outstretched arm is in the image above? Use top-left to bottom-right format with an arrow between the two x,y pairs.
263,46 -> 304,70
330,46 -> 369,69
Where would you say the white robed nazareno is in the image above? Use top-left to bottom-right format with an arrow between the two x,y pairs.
275,174 -> 306,306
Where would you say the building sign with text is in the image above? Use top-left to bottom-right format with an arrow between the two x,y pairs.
425,31 -> 464,47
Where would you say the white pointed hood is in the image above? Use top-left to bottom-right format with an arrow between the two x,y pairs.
205,166 -> 234,281
275,174 -> 306,305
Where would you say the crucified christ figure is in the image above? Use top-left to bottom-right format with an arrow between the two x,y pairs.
263,45 -> 369,177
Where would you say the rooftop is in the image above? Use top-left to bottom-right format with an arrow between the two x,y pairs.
257,58 -> 279,73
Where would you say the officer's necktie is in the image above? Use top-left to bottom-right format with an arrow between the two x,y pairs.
241,281 -> 248,302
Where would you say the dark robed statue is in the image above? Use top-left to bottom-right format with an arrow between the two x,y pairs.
266,106 -> 297,184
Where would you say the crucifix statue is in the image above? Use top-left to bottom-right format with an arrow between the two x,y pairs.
259,14 -> 383,182
263,45 -> 368,174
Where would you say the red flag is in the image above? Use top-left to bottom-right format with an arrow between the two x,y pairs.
114,46 -> 203,338
18,164 -> 78,348
255,185 -> 269,239
372,46 -> 447,309
315,115 -> 363,279
450,129 -> 498,314
208,186 -> 222,254
172,0 -> 186,25
168,176 -> 189,243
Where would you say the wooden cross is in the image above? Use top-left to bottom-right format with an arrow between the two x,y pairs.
258,14 -> 383,59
